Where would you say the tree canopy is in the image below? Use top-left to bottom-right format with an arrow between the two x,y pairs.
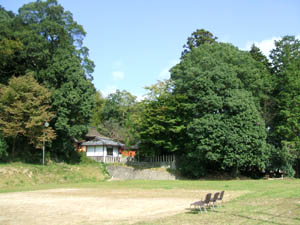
181,29 -> 217,57
90,90 -> 139,146
137,80 -> 188,156
170,42 -> 269,177
0,1 -> 95,161
0,74 -> 56,159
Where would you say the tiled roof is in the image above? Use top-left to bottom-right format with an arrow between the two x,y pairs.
82,137 -> 125,147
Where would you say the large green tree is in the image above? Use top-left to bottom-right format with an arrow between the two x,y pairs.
171,42 -> 269,177
0,1 -> 96,160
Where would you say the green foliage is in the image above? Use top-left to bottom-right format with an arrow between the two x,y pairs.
171,42 -> 269,176
269,36 -> 300,158
266,143 -> 296,177
0,1 -> 96,161
101,90 -> 136,123
0,134 -> 8,160
90,91 -> 106,126
37,48 -> 95,158
249,44 -> 271,70
91,90 -> 139,145
177,156 -> 206,178
78,152 -> 99,165
0,74 -> 56,160
182,29 -> 217,57
138,80 -> 188,156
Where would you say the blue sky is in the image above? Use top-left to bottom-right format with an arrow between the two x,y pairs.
2,0 -> 300,99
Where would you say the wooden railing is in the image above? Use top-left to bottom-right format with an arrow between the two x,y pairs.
88,154 -> 176,169
127,155 -> 176,169
146,155 -> 175,163
88,156 -> 128,163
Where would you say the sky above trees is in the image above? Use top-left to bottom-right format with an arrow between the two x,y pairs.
3,0 -> 300,99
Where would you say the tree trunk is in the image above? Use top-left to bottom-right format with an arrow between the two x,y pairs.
232,164 -> 239,178
296,158 -> 300,178
11,137 -> 16,161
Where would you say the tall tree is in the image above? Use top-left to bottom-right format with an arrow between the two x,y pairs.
4,0 -> 96,160
38,48 -> 95,159
249,44 -> 271,70
171,42 -> 269,177
269,36 -> 300,176
181,29 -> 217,57
0,6 -> 25,84
0,74 -> 55,159
249,44 -> 275,127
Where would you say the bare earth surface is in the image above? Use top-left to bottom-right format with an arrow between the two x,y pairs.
0,188 -> 243,225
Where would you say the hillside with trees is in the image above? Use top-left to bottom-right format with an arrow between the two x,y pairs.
0,1 -> 299,179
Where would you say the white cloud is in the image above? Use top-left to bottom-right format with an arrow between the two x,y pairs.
112,71 -> 124,81
158,60 -> 180,80
245,34 -> 300,57
245,36 -> 281,57
101,85 -> 118,97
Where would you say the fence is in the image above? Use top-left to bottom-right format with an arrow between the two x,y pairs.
88,156 -> 127,163
88,154 -> 176,169
127,155 -> 176,169
146,155 -> 175,163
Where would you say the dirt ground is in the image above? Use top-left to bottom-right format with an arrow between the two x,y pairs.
0,188 -> 243,225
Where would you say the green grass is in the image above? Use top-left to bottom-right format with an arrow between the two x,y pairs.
0,163 -> 300,224
125,179 -> 300,225
0,161 -> 109,192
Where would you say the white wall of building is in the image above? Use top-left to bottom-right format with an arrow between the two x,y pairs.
86,145 -> 120,157
113,146 -> 119,157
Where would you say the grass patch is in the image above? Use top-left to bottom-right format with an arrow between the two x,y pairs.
0,161 -> 109,192
126,179 -> 300,225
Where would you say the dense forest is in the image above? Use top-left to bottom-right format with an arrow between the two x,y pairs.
1,0 -> 300,178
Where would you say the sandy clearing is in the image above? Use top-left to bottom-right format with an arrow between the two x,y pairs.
0,188 -> 244,225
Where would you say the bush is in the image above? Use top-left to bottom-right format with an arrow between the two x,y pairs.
78,152 -> 98,165
283,164 -> 295,177
267,144 -> 296,177
177,155 -> 207,178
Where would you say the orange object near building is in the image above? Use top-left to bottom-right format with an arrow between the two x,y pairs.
120,150 -> 136,157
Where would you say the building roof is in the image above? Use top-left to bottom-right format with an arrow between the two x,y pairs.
81,137 -> 125,147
